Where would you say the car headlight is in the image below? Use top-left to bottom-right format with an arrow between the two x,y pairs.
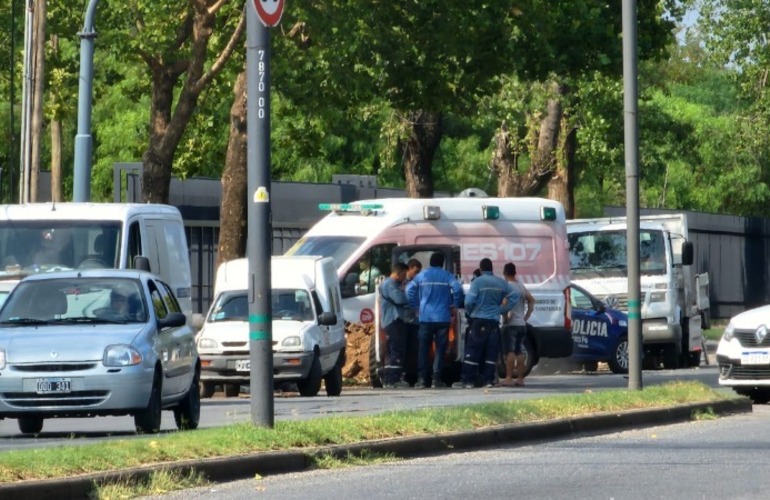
722,323 -> 735,342
650,291 -> 667,303
198,337 -> 219,350
104,345 -> 142,367
0,349 -> 5,370
281,336 -> 302,348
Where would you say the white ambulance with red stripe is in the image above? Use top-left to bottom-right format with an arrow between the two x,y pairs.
286,195 -> 573,385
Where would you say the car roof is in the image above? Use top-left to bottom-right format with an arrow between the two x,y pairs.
18,269 -> 159,283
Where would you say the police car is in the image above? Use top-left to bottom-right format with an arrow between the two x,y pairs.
570,283 -> 629,374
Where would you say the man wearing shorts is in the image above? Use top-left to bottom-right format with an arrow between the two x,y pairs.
501,262 -> 536,387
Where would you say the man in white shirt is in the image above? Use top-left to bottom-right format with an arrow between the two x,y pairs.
500,262 -> 536,387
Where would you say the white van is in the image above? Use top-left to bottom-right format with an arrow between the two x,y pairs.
0,203 -> 192,315
196,256 -> 346,397
285,196 -> 573,385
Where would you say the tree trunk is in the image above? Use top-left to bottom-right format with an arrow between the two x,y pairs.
217,71 -> 248,268
495,82 -> 566,198
402,110 -> 442,198
50,34 -> 62,203
51,118 -> 62,202
547,117 -> 577,218
30,0 -> 46,202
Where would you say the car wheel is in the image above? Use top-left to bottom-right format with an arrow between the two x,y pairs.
662,344 -> 680,369
368,333 -> 383,388
199,381 -> 215,399
223,383 -> 240,398
608,335 -> 629,374
324,352 -> 344,397
135,371 -> 162,434
686,351 -> 702,368
738,388 -> 770,405
174,370 -> 201,430
297,352 -> 322,397
18,416 -> 43,435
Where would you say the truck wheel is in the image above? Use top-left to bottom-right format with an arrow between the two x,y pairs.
662,344 -> 680,370
298,353 -> 323,397
324,352 -> 344,397
608,335 -> 629,374
199,381 -> 215,399
18,416 -> 44,434
223,383 -> 240,398
686,351 -> 702,368
368,334 -> 383,388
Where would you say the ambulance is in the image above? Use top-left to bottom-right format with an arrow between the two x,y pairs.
285,195 -> 573,386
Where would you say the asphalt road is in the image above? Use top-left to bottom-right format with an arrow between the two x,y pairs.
143,401 -> 769,500
0,363 -> 723,451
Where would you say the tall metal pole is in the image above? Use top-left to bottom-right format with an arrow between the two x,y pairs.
623,0 -> 642,390
9,0 -> 16,203
19,0 -> 34,203
247,3 -> 274,427
73,0 -> 100,202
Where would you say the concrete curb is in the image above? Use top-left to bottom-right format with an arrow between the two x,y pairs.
0,398 -> 751,499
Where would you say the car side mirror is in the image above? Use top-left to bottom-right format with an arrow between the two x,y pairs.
681,241 -> 694,266
158,312 -> 186,329
318,311 -> 337,326
134,255 -> 151,273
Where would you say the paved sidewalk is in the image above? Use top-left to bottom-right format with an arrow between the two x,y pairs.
0,398 -> 751,500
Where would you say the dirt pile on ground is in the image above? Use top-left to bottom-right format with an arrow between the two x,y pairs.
342,322 -> 374,385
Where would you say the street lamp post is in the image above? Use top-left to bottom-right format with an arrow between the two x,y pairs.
73,0 -> 100,202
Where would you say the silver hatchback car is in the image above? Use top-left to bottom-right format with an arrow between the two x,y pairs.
0,269 -> 200,434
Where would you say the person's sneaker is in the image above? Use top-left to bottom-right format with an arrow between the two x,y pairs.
415,379 -> 430,389
485,383 -> 495,388
391,380 -> 410,389
452,381 -> 474,389
431,380 -> 447,389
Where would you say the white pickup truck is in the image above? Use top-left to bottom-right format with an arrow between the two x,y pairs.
196,256 -> 346,397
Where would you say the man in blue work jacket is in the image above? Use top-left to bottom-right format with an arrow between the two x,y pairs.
454,258 -> 520,388
406,252 -> 464,389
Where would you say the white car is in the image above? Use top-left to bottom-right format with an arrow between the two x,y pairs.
0,269 -> 200,434
716,305 -> 770,403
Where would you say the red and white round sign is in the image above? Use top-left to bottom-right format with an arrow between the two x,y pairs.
252,0 -> 285,27
360,308 -> 374,324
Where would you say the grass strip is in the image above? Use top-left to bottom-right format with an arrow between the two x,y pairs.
0,380 -> 729,483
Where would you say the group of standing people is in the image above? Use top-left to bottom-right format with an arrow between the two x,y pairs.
378,253 -> 534,390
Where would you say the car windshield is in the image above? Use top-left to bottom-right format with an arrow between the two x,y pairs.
208,291 -> 248,323
285,236 -> 364,269
0,277 -> 148,325
0,220 -> 120,275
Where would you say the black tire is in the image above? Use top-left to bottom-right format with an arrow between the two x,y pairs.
512,335 -> 536,378
223,383 -> 240,398
135,371 -> 162,434
199,381 -> 215,399
324,352 -> 344,397
662,344 -> 680,370
297,352 -> 323,397
582,361 -> 599,372
687,351 -> 702,368
738,388 -> 770,405
174,369 -> 201,430
607,335 -> 629,374
18,416 -> 43,434
368,333 -> 383,388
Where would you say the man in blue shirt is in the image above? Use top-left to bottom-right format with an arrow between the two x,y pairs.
378,262 -> 411,388
406,252 -> 464,388
455,258 -> 520,388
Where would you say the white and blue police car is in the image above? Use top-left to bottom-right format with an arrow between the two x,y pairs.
569,283 -> 629,374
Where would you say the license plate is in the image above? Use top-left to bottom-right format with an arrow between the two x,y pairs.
36,378 -> 72,394
741,351 -> 770,365
235,359 -> 250,372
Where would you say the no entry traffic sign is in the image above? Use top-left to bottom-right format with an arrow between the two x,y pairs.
253,0 -> 285,27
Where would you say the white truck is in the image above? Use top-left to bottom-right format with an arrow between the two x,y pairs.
286,196 -> 574,386
567,214 -> 711,369
196,256 -> 346,397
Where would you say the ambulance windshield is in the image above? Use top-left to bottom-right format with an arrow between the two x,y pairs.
285,236 -> 365,269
